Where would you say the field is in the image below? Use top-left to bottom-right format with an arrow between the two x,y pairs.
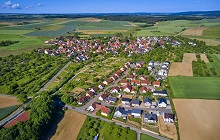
200,54 -> 209,63
169,77 -> 220,99
50,110 -> 86,140
0,105 -> 20,120
182,27 -> 207,36
173,99 -> 220,140
140,134 -> 158,140
206,54 -> 220,76
0,95 -> 20,108
169,53 -> 196,76
158,116 -> 177,140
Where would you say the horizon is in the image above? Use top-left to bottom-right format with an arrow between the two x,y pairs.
0,0 -> 219,14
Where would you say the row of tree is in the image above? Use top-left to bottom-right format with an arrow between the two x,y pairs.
0,40 -> 19,47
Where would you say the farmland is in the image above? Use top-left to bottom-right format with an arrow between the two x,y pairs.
50,110 -> 86,140
169,53 -> 196,76
173,99 -> 220,140
169,77 -> 220,99
140,134 -> 158,140
206,54 -> 220,76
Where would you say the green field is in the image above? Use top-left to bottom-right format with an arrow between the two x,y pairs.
77,117 -> 137,140
169,77 -> 220,99
206,54 -> 220,76
203,27 -> 220,38
141,134 -> 158,140
0,105 -> 20,120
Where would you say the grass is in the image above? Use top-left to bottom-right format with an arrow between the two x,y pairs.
141,133 -> 158,140
169,77 -> 220,99
206,54 -> 220,76
0,105 -> 20,120
203,27 -> 220,38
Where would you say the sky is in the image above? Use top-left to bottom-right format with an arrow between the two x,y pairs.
0,0 -> 219,13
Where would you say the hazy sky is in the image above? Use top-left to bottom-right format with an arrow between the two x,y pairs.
0,0 -> 219,13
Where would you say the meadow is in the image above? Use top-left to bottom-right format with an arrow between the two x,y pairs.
0,105 -> 20,120
169,77 -> 220,99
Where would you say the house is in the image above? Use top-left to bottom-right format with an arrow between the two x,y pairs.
148,60 -> 154,66
120,79 -> 128,86
131,80 -> 141,86
111,75 -> 118,81
126,75 -> 134,80
87,102 -> 101,111
166,97 -> 170,105
164,113 -> 175,123
141,80 -> 150,86
86,91 -> 95,97
103,78 -> 113,85
90,86 -> 98,93
114,70 -> 123,77
131,99 -> 140,107
144,113 -> 158,123
44,49 -> 50,54
99,94 -> 107,101
98,83 -> 104,89
107,96 -> 117,104
153,90 -> 167,96
158,69 -> 168,76
101,106 -> 111,116
111,86 -> 120,93
139,87 -> 148,93
123,85 -> 132,93
151,102 -> 157,108
139,75 -> 148,80
131,109 -> 142,118
131,88 -> 136,94
144,98 -> 152,108
158,98 -> 167,108
113,107 -> 125,118
122,98 -> 130,106
153,81 -> 161,87
78,96 -> 89,104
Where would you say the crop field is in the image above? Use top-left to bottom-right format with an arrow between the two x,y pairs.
202,26 -> 220,38
173,99 -> 220,140
60,57 -> 128,94
0,95 -> 20,108
206,54 -> 220,76
182,27 -> 207,36
169,53 -> 196,76
51,110 -> 86,140
0,105 -> 19,120
169,77 -> 220,99
200,54 -> 209,63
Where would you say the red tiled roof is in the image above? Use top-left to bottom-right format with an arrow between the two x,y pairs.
4,111 -> 29,128
101,106 -> 110,114
153,81 -> 161,86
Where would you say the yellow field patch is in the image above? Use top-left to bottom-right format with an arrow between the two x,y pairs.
0,95 -> 20,108
182,27 -> 207,36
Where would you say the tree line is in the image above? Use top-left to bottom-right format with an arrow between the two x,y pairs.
0,40 -> 19,47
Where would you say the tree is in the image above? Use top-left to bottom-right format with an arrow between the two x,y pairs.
17,94 -> 28,103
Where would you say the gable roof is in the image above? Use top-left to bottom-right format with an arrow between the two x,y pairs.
153,81 -> 161,86
158,98 -> 167,104
144,98 -> 152,104
131,109 -> 142,115
164,113 -> 175,119
122,98 -> 130,102
92,102 -> 101,109
144,113 -> 158,121
101,106 -> 110,114
132,99 -> 140,105
115,107 -> 125,113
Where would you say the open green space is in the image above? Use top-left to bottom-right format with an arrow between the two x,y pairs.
169,77 -> 220,99
206,54 -> 220,76
141,134 -> 158,140
203,27 -> 220,38
0,105 -> 20,120
77,116 -> 137,140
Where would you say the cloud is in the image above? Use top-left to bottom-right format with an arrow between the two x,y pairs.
1,1 -> 21,9
37,3 -> 43,7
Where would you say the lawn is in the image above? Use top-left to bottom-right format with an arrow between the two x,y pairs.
169,77 -> 220,99
141,134 -> 158,140
0,105 -> 20,120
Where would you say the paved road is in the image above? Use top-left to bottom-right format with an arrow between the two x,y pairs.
137,132 -> 141,140
67,107 -> 169,140
78,69 -> 129,111
39,61 -> 72,92
0,102 -> 29,126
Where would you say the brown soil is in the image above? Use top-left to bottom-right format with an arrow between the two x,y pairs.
173,99 -> 220,140
0,95 -> 20,108
51,110 -> 86,140
182,28 -> 207,36
169,53 -> 196,76
158,116 -> 178,140
200,54 -> 209,63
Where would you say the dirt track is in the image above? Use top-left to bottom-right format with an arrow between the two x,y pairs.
51,110 -> 86,140
173,99 -> 220,140
0,95 -> 19,108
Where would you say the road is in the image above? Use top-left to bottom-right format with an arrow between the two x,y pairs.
78,69 -> 129,111
0,102 -> 29,126
39,61 -> 72,92
214,53 -> 220,61
66,106 -> 169,140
